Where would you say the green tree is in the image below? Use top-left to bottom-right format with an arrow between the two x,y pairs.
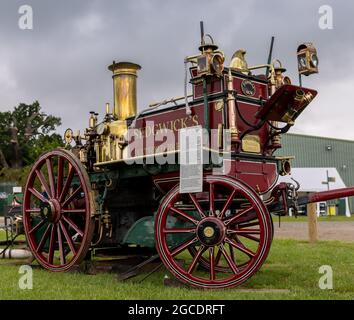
0,101 -> 63,169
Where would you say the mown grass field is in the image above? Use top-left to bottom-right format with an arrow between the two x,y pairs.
1,237 -> 354,300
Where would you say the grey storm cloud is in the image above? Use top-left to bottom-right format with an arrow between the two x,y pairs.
0,0 -> 353,138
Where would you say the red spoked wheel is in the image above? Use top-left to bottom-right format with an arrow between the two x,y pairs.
155,175 -> 273,289
23,149 -> 95,271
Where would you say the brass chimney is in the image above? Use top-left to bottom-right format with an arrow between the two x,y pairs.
108,61 -> 141,120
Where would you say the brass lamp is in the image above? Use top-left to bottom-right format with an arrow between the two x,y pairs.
297,43 -> 319,76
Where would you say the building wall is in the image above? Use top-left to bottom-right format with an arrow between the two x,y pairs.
277,133 -> 354,212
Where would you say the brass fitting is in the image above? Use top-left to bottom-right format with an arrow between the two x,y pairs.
89,111 -> 96,129
280,159 -> 292,176
227,69 -> 240,144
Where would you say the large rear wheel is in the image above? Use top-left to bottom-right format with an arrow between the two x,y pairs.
155,175 -> 272,289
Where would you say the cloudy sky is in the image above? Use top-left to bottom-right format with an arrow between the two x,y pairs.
0,0 -> 353,139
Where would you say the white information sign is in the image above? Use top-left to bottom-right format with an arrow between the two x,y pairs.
179,126 -> 203,193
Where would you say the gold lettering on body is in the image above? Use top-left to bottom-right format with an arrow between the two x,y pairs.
173,119 -> 181,131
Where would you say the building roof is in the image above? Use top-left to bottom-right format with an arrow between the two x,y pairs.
286,133 -> 354,144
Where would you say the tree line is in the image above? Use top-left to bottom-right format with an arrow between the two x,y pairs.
0,101 -> 63,170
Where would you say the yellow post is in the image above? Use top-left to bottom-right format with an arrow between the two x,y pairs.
307,202 -> 318,243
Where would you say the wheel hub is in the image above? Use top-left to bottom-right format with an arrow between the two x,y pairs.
42,199 -> 61,223
197,217 -> 225,246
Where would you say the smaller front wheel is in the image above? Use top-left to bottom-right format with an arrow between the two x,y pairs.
23,149 -> 95,271
155,175 -> 273,289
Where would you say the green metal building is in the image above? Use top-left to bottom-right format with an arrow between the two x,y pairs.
278,133 -> 354,212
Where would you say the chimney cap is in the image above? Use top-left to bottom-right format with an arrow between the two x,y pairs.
108,61 -> 141,73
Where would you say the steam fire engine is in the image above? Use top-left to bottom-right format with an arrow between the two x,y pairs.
20,22 -> 345,289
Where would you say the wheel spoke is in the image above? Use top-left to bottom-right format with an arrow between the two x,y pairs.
170,237 -> 198,257
36,224 -> 51,253
57,224 -> 65,265
228,229 -> 260,235
62,215 -> 84,237
237,233 -> 260,242
237,221 -> 260,228
57,157 -> 64,199
59,165 -> 75,203
62,209 -> 86,214
169,206 -> 198,225
219,188 -> 237,219
224,205 -> 255,226
46,158 -> 56,198
215,247 -> 222,267
209,247 -> 215,280
35,170 -> 52,199
59,220 -> 77,255
163,228 -> 196,234
234,229 -> 260,235
209,183 -> 215,216
61,186 -> 82,208
188,194 -> 206,218
229,243 -> 235,263
226,237 -> 255,258
25,208 -> 41,214
28,219 -> 46,234
187,245 -> 205,274
227,227 -> 261,242
220,244 -> 239,274
48,225 -> 56,264
29,187 -> 49,203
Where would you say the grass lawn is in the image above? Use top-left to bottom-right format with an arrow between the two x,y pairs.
1,237 -> 354,300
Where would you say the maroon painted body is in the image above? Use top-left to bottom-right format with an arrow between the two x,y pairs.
153,159 -> 278,196
127,68 -> 283,195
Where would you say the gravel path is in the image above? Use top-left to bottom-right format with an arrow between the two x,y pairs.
274,221 -> 354,242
